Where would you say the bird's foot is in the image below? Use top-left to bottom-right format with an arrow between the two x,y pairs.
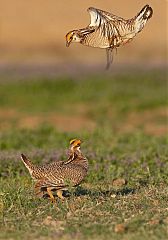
50,197 -> 56,203
57,190 -> 65,200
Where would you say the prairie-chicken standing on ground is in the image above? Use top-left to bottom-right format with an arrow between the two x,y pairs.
66,5 -> 153,68
21,139 -> 88,202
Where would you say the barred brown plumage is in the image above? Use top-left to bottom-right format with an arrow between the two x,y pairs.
21,139 -> 88,202
66,5 -> 153,69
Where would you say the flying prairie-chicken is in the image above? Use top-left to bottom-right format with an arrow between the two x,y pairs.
66,5 -> 153,69
21,139 -> 88,202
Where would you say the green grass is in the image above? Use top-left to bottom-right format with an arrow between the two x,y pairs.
0,70 -> 166,114
0,69 -> 168,239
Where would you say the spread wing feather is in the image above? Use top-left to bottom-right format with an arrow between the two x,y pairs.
87,7 -> 123,39
88,7 -> 124,26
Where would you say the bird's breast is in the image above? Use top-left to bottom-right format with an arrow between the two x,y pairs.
82,31 -> 110,48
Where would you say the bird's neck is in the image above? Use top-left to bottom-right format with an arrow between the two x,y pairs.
66,149 -> 88,170
73,151 -> 88,170
78,27 -> 95,43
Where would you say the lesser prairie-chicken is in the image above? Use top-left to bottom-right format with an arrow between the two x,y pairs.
21,139 -> 88,202
66,5 -> 153,68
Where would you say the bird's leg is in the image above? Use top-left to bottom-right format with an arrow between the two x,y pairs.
106,49 -> 110,70
106,48 -> 113,70
47,187 -> 55,203
110,48 -> 114,63
56,190 -> 65,200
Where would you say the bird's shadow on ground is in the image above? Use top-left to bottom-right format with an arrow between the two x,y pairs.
68,179 -> 148,198
73,186 -> 136,198
41,184 -> 142,199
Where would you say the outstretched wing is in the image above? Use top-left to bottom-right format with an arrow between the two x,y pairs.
87,7 -> 124,27
87,7 -> 124,40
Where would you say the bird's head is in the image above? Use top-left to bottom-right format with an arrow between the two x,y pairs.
66,30 -> 82,47
69,139 -> 82,151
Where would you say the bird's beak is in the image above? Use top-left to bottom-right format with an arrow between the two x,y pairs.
75,140 -> 82,147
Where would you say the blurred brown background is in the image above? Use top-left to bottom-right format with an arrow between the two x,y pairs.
0,0 -> 167,71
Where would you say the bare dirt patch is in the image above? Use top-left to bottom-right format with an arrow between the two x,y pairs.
0,107 -> 167,136
19,114 -> 96,131
0,109 -> 96,132
121,107 -> 168,136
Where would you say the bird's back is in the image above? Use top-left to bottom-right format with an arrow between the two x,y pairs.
82,5 -> 153,49
31,161 -> 64,180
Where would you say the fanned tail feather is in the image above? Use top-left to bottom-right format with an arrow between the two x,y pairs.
136,5 -> 153,21
134,5 -> 153,33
